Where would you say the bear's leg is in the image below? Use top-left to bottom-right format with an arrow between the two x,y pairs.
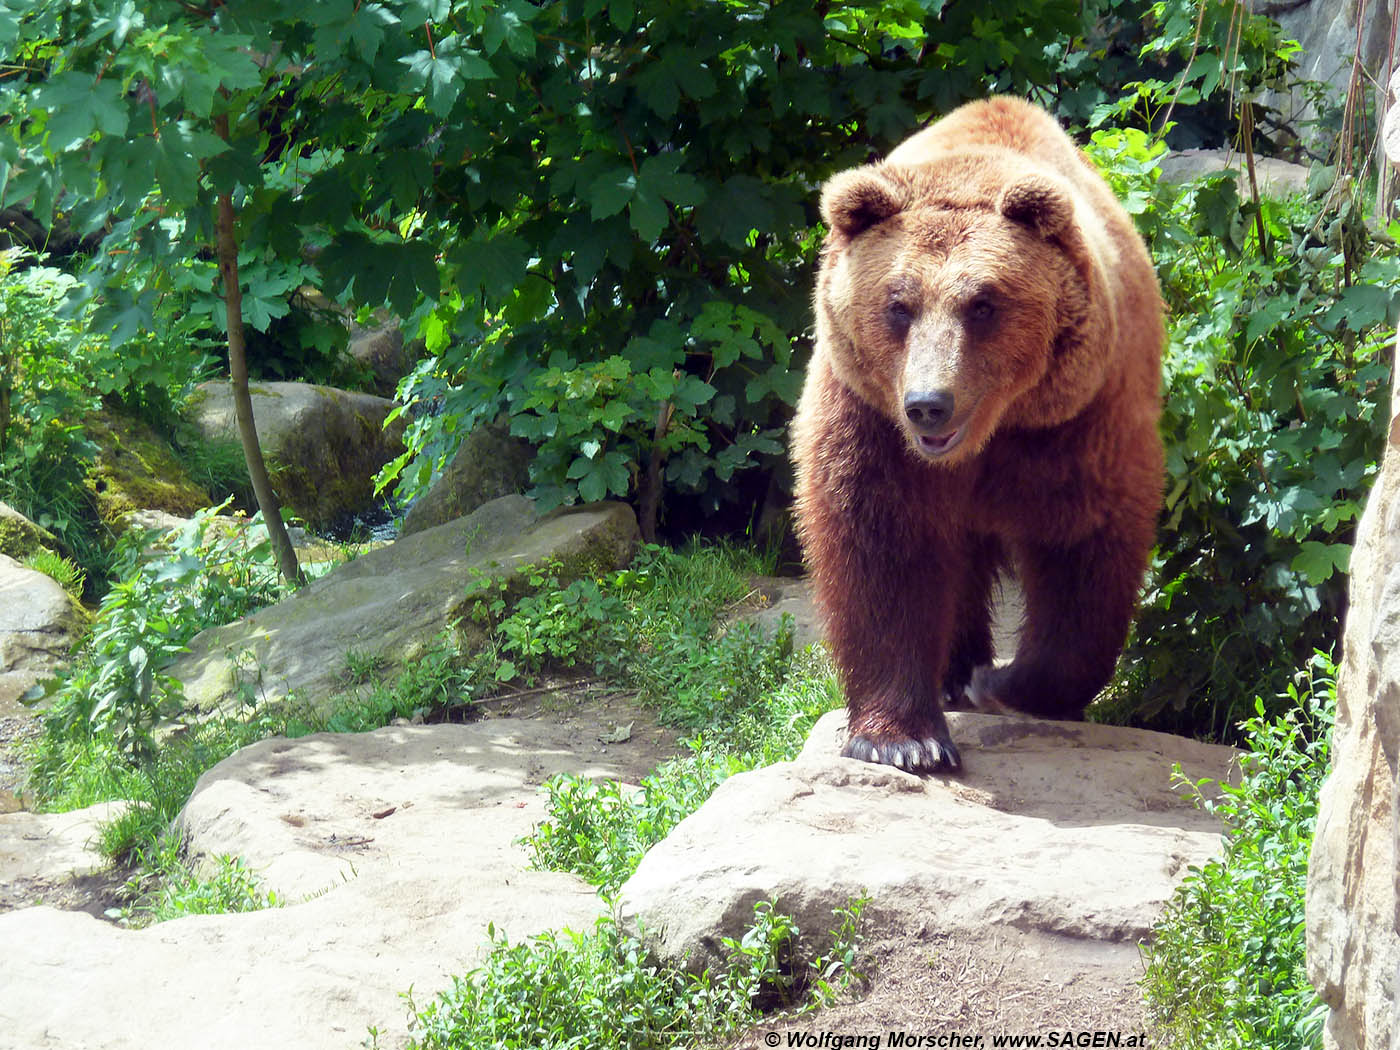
942,533 -> 1001,704
968,527 -> 1144,718
803,496 -> 964,773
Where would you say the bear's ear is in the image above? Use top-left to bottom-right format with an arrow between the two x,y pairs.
821,168 -> 906,238
998,174 -> 1073,239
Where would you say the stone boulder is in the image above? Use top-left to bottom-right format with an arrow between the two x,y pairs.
1305,270 -> 1400,1047
400,418 -> 534,538
620,709 -> 1235,972
0,715 -> 671,1050
0,501 -> 63,562
184,381 -> 405,530
84,411 -> 211,526
1157,148 -> 1311,197
0,555 -> 88,718
171,495 -> 639,716
347,316 -> 412,399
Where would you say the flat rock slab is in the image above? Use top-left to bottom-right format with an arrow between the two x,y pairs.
0,802 -> 125,911
0,716 -> 667,1050
620,710 -> 1237,971
171,496 -> 638,716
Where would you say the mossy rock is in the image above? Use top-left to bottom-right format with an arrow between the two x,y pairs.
171,495 -> 640,718
183,381 -> 405,531
0,502 -> 64,562
83,412 -> 211,526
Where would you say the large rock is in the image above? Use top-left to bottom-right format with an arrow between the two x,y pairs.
84,411 -> 211,526
0,715 -> 671,1050
0,501 -> 63,562
1257,1 -> 1392,158
171,495 -> 639,716
184,381 -> 405,530
400,418 -> 534,538
1305,263 -> 1400,1047
347,316 -> 412,399
620,709 -> 1235,971
1157,148 -> 1311,196
0,555 -> 88,718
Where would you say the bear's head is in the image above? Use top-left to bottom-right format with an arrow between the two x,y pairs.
815,153 -> 1109,464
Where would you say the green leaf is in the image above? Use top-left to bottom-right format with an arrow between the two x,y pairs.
32,73 -> 129,153
589,168 -> 637,220
1291,541 -> 1351,585
450,229 -> 530,302
484,0 -> 537,57
628,188 -> 668,241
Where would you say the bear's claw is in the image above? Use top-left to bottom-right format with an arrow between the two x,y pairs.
842,732 -> 962,773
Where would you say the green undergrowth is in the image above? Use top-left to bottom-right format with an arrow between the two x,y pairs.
397,898 -> 867,1050
1143,653 -> 1335,1050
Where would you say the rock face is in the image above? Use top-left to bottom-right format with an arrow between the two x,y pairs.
0,554 -> 87,718
0,801 -> 126,911
171,495 -> 639,715
620,709 -> 1235,972
0,716 -> 670,1050
1305,288 -> 1400,1046
1261,1 -> 1391,155
400,418 -> 534,538
185,380 -> 405,530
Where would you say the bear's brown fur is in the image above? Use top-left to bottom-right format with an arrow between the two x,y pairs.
791,97 -> 1164,773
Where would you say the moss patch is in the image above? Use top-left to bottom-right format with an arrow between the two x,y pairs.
83,411 -> 212,525
0,502 -> 63,561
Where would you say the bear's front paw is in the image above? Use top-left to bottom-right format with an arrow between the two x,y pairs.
842,731 -> 962,773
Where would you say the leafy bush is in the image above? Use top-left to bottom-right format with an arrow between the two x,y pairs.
1085,124 -> 1394,737
405,898 -> 866,1050
370,0 -> 1104,528
1142,653 -> 1334,1049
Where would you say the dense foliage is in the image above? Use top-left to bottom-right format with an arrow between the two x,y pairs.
1143,655 -> 1333,1049
1085,24 -> 1395,735
0,0 -> 1139,545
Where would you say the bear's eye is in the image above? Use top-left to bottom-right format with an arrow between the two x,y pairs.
966,295 -> 998,324
885,299 -> 916,335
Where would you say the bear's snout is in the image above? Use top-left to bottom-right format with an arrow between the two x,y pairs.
903,389 -> 955,433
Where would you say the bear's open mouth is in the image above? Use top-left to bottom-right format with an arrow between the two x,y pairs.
916,424 -> 966,458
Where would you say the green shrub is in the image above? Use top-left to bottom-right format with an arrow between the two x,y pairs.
405,898 -> 866,1050
1084,123 -> 1394,738
1142,653 -> 1334,1049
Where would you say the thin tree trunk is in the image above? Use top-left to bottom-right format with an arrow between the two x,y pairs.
213,116 -> 304,587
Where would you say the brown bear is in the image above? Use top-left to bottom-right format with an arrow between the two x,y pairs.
791,96 -> 1164,773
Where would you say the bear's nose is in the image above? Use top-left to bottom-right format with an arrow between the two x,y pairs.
904,390 -> 955,432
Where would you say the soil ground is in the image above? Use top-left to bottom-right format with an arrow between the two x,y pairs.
730,927 -> 1153,1049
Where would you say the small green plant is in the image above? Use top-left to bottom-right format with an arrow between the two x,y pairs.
525,648 -> 841,895
22,548 -> 86,598
108,834 -> 282,927
406,898 -> 867,1050
1142,652 -> 1335,1050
